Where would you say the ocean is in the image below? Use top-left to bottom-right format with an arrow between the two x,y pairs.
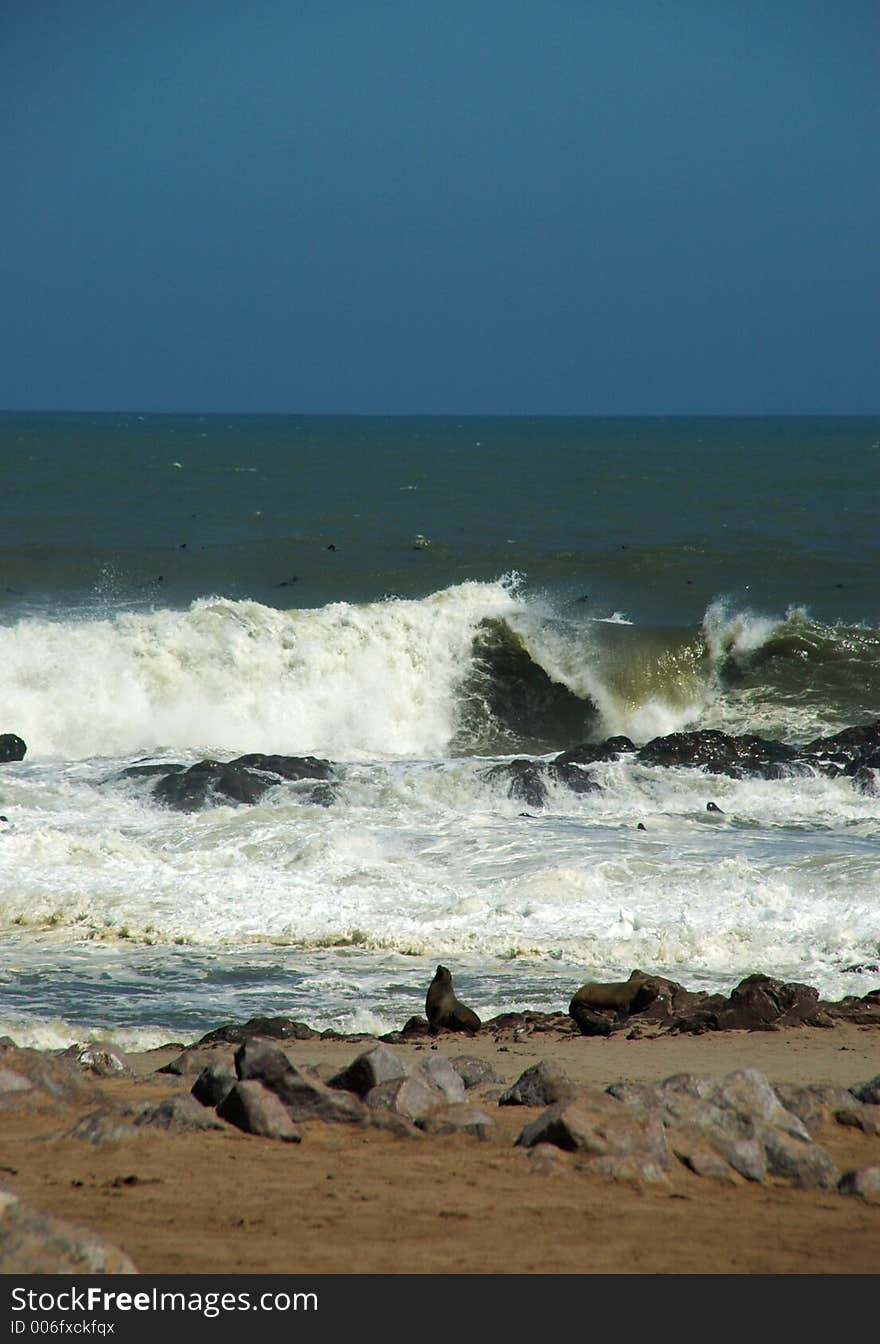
1,412 -> 878,1050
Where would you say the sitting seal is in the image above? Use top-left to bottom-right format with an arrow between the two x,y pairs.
425,966 -> 481,1035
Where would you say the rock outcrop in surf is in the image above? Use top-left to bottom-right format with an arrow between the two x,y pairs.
119,754 -> 336,812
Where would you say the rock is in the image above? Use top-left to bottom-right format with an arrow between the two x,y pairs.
526,1144 -> 572,1176
0,734 -> 26,763
227,753 -> 333,782
775,1083 -> 880,1136
365,1075 -> 446,1122
568,1002 -> 613,1036
850,1073 -> 880,1105
0,1048 -> 96,1106
636,729 -> 798,779
420,1057 -> 467,1104
837,1166 -> 880,1204
153,759 -> 274,810
579,1153 -> 672,1186
665,974 -> 823,1033
191,1064 -> 237,1109
513,1096 -> 671,1182
667,1127 -> 744,1185
216,1081 -> 302,1141
449,1055 -> 503,1089
552,737 -> 635,769
380,1015 -> 432,1042
235,1038 -> 366,1124
0,1189 -> 137,1273
484,759 -> 549,809
64,1040 -> 131,1077
0,1067 -> 34,1096
133,1095 -> 228,1133
197,1017 -> 318,1046
759,1126 -> 839,1190
157,1044 -> 236,1077
415,1103 -> 495,1139
327,1044 -> 410,1097
499,1061 -> 576,1108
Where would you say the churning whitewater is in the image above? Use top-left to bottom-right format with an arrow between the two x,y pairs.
0,577 -> 878,1049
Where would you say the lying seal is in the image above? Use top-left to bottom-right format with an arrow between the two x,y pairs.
425,965 -> 481,1035
569,971 -> 661,1018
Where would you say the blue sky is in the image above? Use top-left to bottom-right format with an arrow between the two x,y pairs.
2,1 -> 877,413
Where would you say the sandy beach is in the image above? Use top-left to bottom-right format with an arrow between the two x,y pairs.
2,1019 -> 879,1276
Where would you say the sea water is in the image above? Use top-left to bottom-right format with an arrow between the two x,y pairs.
0,413 -> 878,1048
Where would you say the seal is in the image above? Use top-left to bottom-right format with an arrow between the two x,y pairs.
568,971 -> 661,1017
706,801 -> 725,814
425,965 -> 481,1034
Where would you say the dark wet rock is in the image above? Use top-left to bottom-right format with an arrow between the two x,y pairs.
143,753 -> 336,811
499,1061 -> 576,1107
415,1103 -> 494,1139
484,758 -> 549,809
327,1044 -> 410,1097
546,760 -> 601,795
366,1074 -> 446,1121
851,752 -> 880,794
821,993 -> 880,1026
850,1074 -> 880,1105
637,729 -> 799,779
553,737 -> 636,768
153,760 -> 274,810
379,1015 -> 431,1043
306,781 -> 338,807
235,1038 -> 366,1124
801,721 -> 880,775
838,1166 -> 880,1204
119,762 -> 186,781
191,1063 -> 237,1109
228,753 -> 333,782
216,1080 -> 302,1141
0,734 -> 27,763
0,1189 -> 137,1273
486,1010 -> 577,1039
198,1017 -> 318,1046
449,1055 -> 503,1089
665,974 -> 824,1033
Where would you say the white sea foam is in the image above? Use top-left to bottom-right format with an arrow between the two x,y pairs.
1,580 -> 523,761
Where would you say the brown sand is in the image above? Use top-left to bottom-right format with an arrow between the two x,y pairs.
2,1024 -> 879,1275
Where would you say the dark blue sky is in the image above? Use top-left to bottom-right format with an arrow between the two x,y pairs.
2,1 -> 877,413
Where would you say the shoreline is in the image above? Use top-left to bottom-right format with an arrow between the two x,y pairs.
1,1012 -> 878,1275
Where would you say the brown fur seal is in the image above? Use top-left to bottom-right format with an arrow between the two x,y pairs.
425,965 -> 481,1034
568,971 -> 661,1018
